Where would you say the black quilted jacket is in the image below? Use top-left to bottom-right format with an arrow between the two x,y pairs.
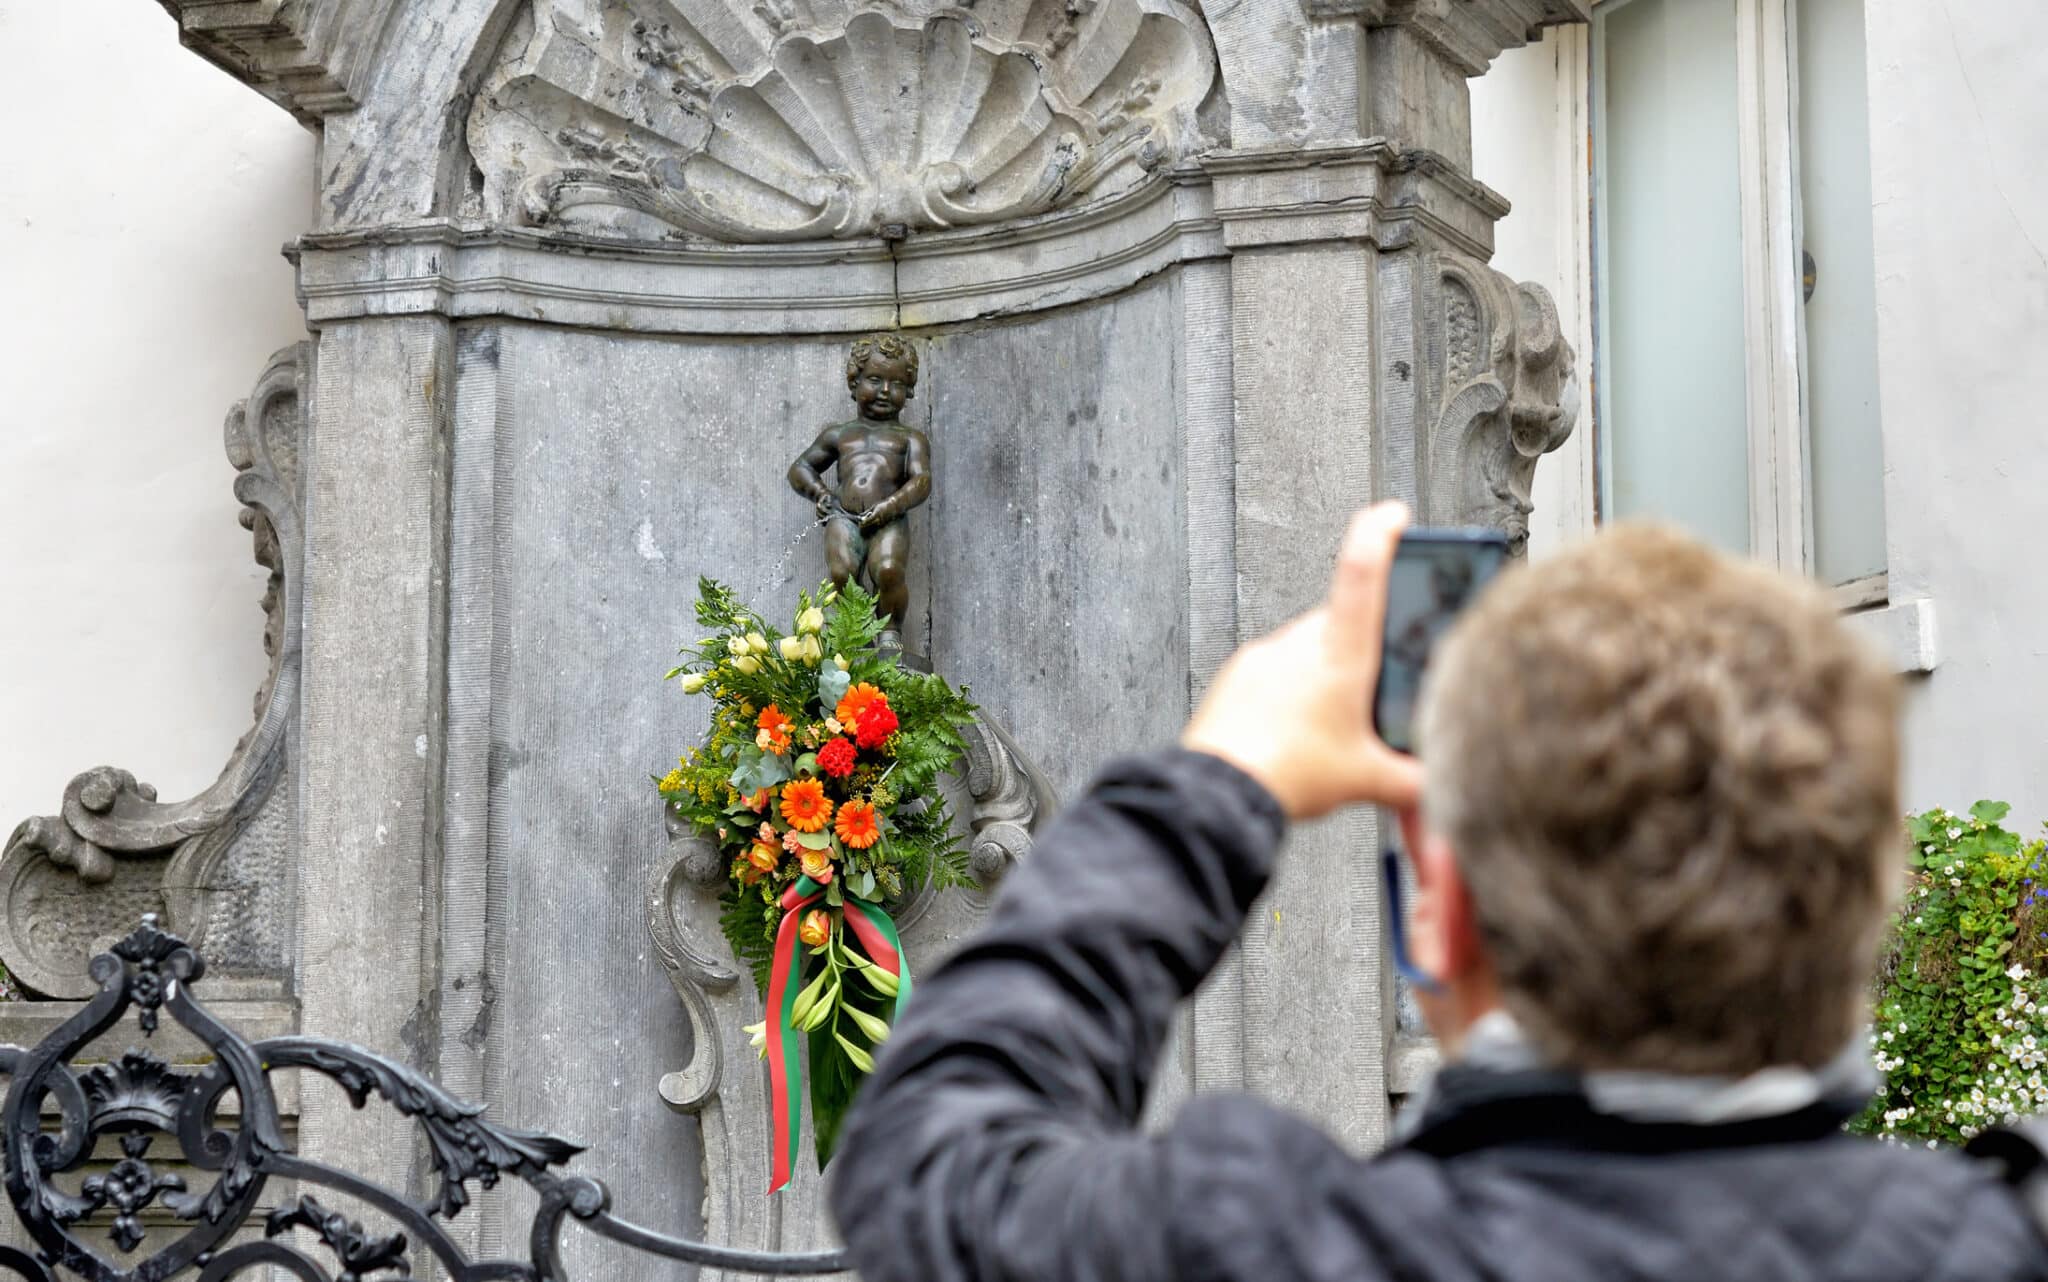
828,751 -> 2048,1281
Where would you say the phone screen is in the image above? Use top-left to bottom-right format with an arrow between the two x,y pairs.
1372,531 -> 1510,755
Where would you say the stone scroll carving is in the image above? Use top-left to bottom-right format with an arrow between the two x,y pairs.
1428,254 -> 1579,554
646,714 -> 1054,1279
466,0 -> 1217,242
0,345 -> 308,998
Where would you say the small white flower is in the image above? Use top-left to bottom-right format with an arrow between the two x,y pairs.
1884,1031 -> 1895,1042
1952,878 -> 1963,887
1950,828 -> 1963,839
2012,964 -> 2031,981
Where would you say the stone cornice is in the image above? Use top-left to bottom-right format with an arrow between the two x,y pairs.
1305,0 -> 1592,74
155,0 -> 405,125
293,146 -> 1502,334
1201,142 -> 1508,253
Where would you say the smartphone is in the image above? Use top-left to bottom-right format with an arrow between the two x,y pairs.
1370,528 -> 1511,755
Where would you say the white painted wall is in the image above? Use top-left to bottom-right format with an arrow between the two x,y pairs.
1471,30 -> 1596,562
1474,6 -> 2048,817
0,5 -> 312,829
1864,0 -> 2048,816
5,3 -> 2040,832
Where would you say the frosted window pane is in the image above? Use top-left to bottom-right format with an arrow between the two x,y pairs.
1597,0 -> 1750,555
1798,0 -> 1887,584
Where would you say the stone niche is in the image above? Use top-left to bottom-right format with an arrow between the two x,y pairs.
14,0 -> 1584,1274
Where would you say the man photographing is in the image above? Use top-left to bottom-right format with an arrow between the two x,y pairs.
828,504 -> 2048,1279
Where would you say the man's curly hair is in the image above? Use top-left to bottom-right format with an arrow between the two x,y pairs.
1418,524 -> 1901,1074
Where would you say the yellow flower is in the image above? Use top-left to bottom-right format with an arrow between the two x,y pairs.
800,634 -> 824,664
778,635 -> 805,662
799,909 -> 832,949
732,655 -> 761,675
797,606 -> 826,634
746,632 -> 769,654
659,768 -> 685,793
799,847 -> 834,882
833,653 -> 850,672
728,634 -> 752,656
679,673 -> 707,693
744,1020 -> 768,1056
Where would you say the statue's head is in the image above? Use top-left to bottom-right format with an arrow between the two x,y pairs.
846,334 -> 918,421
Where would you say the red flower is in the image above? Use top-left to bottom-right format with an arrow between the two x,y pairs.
835,683 -> 885,727
818,737 -> 857,778
855,702 -> 899,749
835,799 -> 881,850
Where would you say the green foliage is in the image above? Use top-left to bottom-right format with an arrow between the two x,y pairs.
821,582 -> 888,664
719,883 -> 780,996
659,574 -> 974,1173
1849,804 -> 2048,1144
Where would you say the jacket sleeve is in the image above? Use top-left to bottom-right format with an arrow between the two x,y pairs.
826,749 -> 1300,1282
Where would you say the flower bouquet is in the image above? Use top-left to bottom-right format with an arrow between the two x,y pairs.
659,578 -> 976,1191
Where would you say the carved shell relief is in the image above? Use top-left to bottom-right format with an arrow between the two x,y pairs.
467,0 -> 1217,242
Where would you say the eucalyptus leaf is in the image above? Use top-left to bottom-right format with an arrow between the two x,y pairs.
793,829 -> 833,851
729,747 -> 792,794
818,666 -> 852,711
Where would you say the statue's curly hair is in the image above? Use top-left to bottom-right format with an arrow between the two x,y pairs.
846,334 -> 919,389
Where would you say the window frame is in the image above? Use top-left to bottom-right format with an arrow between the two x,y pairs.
1588,0 -> 1887,599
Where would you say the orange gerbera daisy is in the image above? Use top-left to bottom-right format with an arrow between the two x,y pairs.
834,799 -> 881,850
756,704 -> 792,755
834,683 -> 886,728
780,778 -> 833,833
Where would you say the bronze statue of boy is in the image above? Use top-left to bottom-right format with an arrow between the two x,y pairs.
787,335 -> 932,650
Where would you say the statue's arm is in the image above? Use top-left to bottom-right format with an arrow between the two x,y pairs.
789,428 -> 843,513
860,430 -> 933,530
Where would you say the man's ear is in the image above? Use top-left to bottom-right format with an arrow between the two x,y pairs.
1396,806 -> 1482,982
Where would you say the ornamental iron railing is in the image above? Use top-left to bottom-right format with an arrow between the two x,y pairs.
0,915 -> 848,1280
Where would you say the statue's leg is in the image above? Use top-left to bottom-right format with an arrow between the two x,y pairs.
822,515 -> 865,592
869,523 -> 911,635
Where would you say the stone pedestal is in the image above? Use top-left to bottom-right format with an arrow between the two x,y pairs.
8,0 -> 1584,1265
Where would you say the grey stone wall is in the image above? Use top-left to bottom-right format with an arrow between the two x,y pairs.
439,287 -> 1190,1263
4,0 -> 1592,1270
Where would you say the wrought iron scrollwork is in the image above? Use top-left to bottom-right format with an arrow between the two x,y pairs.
0,915 -> 849,1280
